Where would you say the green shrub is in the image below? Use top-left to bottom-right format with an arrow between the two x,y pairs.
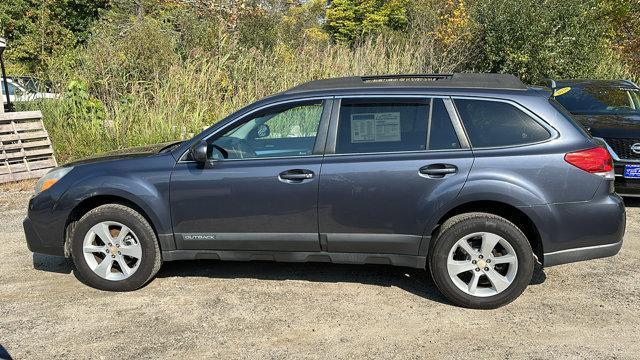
470,0 -> 628,83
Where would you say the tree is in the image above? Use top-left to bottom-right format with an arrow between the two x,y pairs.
280,0 -> 329,46
470,0 -> 622,82
324,0 -> 409,44
598,0 -> 640,78
0,0 -> 108,74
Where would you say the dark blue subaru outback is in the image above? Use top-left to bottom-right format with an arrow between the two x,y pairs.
24,74 -> 625,308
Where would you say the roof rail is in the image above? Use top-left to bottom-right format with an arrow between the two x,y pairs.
284,73 -> 528,94
361,74 -> 453,82
623,79 -> 639,88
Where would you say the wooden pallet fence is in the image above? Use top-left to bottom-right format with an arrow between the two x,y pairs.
0,111 -> 57,183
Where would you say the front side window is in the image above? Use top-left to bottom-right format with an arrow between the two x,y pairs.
209,101 -> 324,160
335,98 -> 461,154
455,99 -> 551,148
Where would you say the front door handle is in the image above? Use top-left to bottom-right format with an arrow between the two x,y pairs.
419,164 -> 458,178
279,169 -> 315,183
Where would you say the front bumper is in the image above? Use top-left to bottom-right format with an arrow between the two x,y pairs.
23,193 -> 69,257
23,216 -> 65,256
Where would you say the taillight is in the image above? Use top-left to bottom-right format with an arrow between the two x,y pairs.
564,147 -> 613,176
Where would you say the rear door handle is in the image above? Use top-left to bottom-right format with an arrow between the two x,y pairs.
419,164 -> 458,178
279,169 -> 315,182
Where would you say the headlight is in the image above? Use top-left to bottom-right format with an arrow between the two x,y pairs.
34,167 -> 74,194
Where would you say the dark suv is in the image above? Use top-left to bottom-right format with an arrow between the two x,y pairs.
552,80 -> 640,197
24,74 -> 625,308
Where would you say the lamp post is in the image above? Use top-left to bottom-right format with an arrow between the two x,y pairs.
0,37 -> 12,112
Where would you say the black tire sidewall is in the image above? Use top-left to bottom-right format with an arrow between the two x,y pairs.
71,205 -> 158,291
429,215 -> 534,309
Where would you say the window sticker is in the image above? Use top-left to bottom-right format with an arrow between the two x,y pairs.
553,87 -> 572,97
350,112 -> 401,143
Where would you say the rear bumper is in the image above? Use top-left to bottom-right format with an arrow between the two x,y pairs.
543,239 -> 623,266
526,190 -> 625,267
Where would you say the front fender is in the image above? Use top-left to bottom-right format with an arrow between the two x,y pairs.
60,185 -> 169,235
56,155 -> 175,247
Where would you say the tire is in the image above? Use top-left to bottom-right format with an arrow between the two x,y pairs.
428,212 -> 534,309
70,204 -> 162,291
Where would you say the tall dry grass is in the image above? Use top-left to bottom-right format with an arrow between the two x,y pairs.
26,36 -> 471,162
20,19 -> 632,163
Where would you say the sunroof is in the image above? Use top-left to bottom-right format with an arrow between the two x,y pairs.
361,74 -> 453,82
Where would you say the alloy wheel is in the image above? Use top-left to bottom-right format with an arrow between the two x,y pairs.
82,221 -> 142,281
446,232 -> 518,297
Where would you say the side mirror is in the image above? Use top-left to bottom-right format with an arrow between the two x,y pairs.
190,140 -> 208,164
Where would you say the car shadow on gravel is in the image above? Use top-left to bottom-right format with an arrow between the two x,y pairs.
156,260 -> 547,304
623,198 -> 640,207
30,254 -> 547,303
158,260 -> 450,303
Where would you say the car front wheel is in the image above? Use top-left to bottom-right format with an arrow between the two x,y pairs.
429,212 -> 534,309
70,204 -> 162,291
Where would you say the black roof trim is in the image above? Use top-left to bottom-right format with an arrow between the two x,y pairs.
285,73 -> 527,93
361,74 -> 453,82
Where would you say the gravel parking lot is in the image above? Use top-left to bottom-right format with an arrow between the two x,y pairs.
1,183 -> 639,359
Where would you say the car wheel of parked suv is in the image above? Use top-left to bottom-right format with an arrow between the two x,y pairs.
70,204 -> 162,291
429,212 -> 534,309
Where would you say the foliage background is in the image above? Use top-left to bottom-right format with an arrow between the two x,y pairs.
1,0 -> 638,162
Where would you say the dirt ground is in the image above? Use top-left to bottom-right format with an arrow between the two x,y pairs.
1,184 -> 639,360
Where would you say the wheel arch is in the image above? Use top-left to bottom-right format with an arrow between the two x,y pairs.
63,194 -> 166,257
428,200 -> 543,262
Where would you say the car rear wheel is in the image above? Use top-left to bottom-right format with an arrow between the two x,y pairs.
429,212 -> 534,309
70,204 -> 161,291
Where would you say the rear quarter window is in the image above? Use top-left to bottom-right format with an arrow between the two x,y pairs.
455,99 -> 551,148
549,98 -> 592,139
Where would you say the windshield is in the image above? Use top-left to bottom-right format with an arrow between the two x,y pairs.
554,84 -> 640,115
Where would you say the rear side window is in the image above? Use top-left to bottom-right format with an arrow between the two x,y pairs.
455,99 -> 550,148
336,99 -> 429,154
335,98 -> 461,154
